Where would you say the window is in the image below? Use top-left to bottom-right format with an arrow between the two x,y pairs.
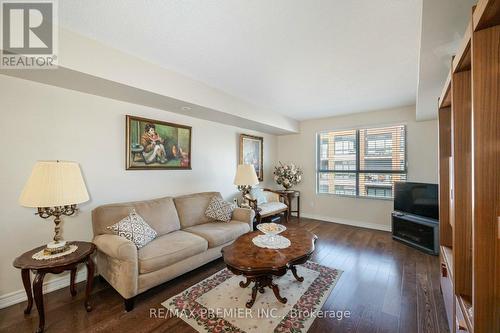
334,135 -> 356,155
319,184 -> 329,193
335,185 -> 356,196
366,186 -> 392,198
365,133 -> 392,156
317,125 -> 407,199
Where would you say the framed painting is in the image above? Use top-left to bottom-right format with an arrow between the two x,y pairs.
239,134 -> 264,181
126,115 -> 192,170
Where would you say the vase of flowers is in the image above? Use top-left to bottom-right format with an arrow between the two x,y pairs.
273,162 -> 303,191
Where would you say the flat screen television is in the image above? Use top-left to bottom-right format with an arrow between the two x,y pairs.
394,182 -> 439,220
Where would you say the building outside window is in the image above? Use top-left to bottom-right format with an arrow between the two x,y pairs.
366,186 -> 393,198
335,185 -> 356,196
365,133 -> 392,156
334,135 -> 356,155
317,125 -> 406,199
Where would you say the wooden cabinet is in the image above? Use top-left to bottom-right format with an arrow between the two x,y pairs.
438,1 -> 500,332
438,108 -> 453,248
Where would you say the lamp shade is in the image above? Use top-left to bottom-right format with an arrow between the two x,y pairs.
19,161 -> 89,208
234,164 -> 259,186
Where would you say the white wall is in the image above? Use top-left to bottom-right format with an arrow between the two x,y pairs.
0,75 -> 277,301
416,0 -> 476,120
277,106 -> 438,230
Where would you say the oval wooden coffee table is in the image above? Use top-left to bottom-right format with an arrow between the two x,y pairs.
221,227 -> 317,308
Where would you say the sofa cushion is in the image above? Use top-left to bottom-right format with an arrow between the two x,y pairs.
259,202 -> 288,216
138,230 -> 208,274
174,192 -> 222,228
107,209 -> 157,249
92,196 -> 181,237
183,220 -> 250,248
205,196 -> 235,222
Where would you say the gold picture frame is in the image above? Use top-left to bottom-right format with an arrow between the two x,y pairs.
239,134 -> 264,181
126,115 -> 192,170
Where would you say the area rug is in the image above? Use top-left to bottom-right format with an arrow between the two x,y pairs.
161,261 -> 342,333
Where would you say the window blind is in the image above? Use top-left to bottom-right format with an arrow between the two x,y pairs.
317,125 -> 407,199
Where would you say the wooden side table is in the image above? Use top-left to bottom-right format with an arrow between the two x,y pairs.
276,190 -> 300,220
13,241 -> 96,333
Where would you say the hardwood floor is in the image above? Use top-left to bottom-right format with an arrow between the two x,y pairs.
0,218 -> 449,333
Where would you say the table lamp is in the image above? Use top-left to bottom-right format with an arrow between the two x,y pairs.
19,161 -> 89,255
234,164 -> 259,195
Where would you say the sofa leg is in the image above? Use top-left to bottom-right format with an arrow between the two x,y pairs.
124,297 -> 135,312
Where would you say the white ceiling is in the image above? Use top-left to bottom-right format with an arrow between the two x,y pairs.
59,0 -> 421,121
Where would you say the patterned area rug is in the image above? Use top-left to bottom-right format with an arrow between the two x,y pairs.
161,261 -> 342,333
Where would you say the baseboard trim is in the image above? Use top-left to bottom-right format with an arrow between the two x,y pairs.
0,269 -> 88,309
301,213 -> 392,232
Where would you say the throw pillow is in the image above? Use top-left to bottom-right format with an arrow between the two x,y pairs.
205,196 -> 235,222
250,187 -> 268,205
107,209 -> 157,249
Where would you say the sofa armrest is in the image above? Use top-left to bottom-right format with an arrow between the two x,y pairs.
93,234 -> 139,299
93,234 -> 137,262
233,207 -> 255,226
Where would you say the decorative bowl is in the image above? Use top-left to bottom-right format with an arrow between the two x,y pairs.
252,234 -> 291,249
257,223 -> 286,235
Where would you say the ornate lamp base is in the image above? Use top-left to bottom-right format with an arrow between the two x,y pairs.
44,240 -> 70,255
36,205 -> 79,256
237,185 -> 253,195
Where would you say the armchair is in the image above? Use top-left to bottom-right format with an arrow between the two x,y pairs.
244,188 -> 289,225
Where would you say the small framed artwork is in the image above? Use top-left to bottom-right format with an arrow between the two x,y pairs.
239,134 -> 264,181
126,115 -> 192,170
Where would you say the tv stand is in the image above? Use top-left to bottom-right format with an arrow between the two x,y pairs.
391,212 -> 439,255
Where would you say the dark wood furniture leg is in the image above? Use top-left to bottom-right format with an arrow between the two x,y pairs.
70,268 -> 77,297
270,280 -> 287,304
253,212 -> 262,230
239,278 -> 251,288
243,275 -> 288,308
288,196 -> 292,221
124,297 -> 135,312
84,257 -> 95,312
290,265 -> 304,282
21,269 -> 33,314
297,195 -> 300,220
33,271 -> 46,333
246,284 -> 259,308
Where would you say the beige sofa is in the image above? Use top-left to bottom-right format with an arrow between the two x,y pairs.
91,192 -> 254,311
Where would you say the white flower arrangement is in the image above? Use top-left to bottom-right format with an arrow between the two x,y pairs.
273,162 -> 303,190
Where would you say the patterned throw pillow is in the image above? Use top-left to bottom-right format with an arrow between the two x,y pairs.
205,196 -> 235,222
107,209 -> 157,249
250,187 -> 267,205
